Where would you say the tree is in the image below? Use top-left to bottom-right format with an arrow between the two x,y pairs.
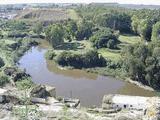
33,22 -> 43,35
64,20 -> 78,41
131,15 -> 139,34
151,21 -> 160,41
76,19 -> 93,40
94,11 -> 132,33
45,24 -> 64,48
90,28 -> 119,49
122,42 -> 160,89
137,19 -> 152,41
0,30 -> 3,38
9,21 -> 27,31
0,57 -> 4,68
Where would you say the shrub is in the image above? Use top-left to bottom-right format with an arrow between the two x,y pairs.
16,78 -> 33,90
56,50 -> 106,68
0,57 -> 5,68
90,28 -> 119,49
0,75 -> 10,86
45,50 -> 56,60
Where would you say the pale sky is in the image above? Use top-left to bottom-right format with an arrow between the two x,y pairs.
0,0 -> 160,5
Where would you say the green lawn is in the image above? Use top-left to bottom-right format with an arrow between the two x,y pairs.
119,34 -> 141,44
98,48 -> 121,61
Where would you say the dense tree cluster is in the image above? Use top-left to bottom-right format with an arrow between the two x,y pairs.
95,12 -> 131,33
122,42 -> 160,89
64,20 -> 78,41
151,21 -> 160,41
76,6 -> 160,41
56,50 -> 106,68
90,28 -> 119,49
76,19 -> 93,40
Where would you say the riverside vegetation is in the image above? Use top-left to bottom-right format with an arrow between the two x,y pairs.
0,3 -> 160,120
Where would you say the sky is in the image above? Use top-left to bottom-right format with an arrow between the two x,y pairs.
0,0 -> 160,5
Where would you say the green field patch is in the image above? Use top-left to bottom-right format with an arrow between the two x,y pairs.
119,34 -> 141,45
98,48 -> 121,61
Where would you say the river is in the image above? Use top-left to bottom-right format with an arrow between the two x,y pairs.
18,45 -> 156,107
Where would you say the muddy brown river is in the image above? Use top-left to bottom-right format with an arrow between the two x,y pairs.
18,46 -> 156,106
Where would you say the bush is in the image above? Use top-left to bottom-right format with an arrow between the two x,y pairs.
0,75 -> 9,86
45,50 -> 56,60
90,28 -> 119,49
0,57 -> 5,68
56,50 -> 106,68
16,78 -> 33,90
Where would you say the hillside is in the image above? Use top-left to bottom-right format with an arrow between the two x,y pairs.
15,8 -> 70,22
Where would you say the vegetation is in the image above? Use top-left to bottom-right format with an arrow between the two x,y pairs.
16,78 -> 34,90
45,24 -> 64,48
0,57 -> 5,68
122,41 -> 160,89
0,75 -> 9,86
56,50 -> 106,68
151,21 -> 160,41
33,22 -> 43,35
76,19 -> 93,40
90,28 -> 119,49
45,50 -> 56,60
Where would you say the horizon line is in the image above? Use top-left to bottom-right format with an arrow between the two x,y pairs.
0,2 -> 160,6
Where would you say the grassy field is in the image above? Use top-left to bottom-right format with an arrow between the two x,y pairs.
98,48 -> 121,61
98,34 -> 141,61
119,34 -> 141,44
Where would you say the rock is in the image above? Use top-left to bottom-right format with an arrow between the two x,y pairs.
4,67 -> 17,76
5,95 -> 22,104
45,85 -> 56,98
31,97 -> 48,104
63,98 -> 80,108
115,116 -> 134,120
102,94 -> 114,110
0,88 -> 8,103
30,85 -> 48,98
46,97 -> 59,104
30,85 -> 56,98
